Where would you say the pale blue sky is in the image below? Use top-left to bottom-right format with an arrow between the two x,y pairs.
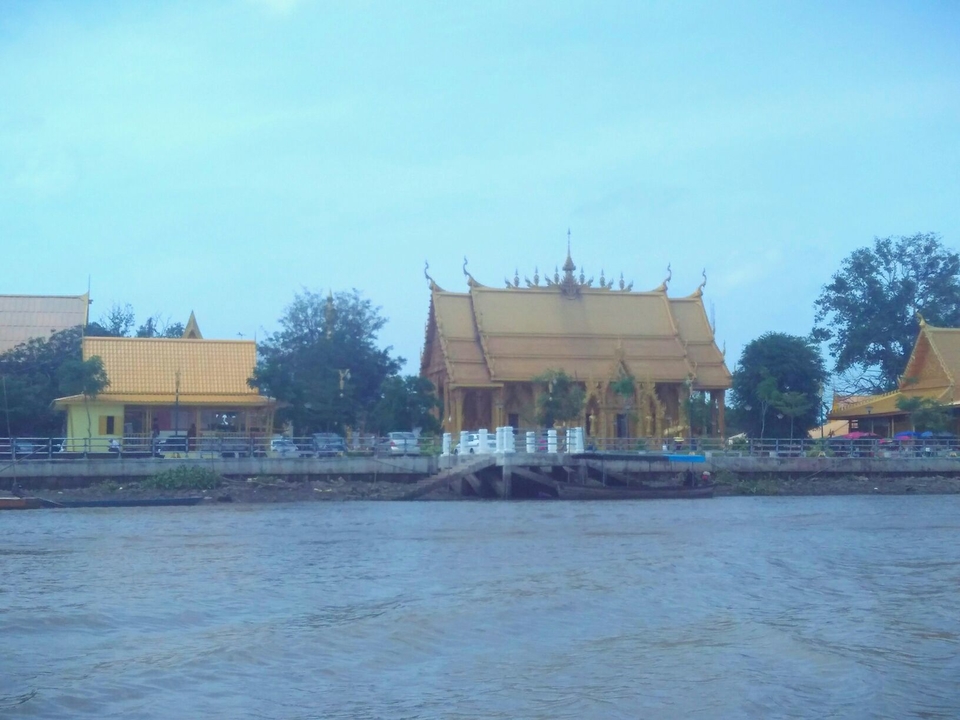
2,0 -> 959,372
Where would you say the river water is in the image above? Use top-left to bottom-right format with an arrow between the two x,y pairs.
2,496 -> 959,719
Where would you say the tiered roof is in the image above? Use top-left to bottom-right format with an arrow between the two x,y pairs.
421,248 -> 731,390
830,317 -> 960,419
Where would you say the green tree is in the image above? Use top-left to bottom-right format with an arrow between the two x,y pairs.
96,303 -> 136,337
57,356 -> 110,445
775,391 -> 812,440
250,289 -> 402,434
732,333 -> 826,438
370,376 -> 442,435
755,375 -> 780,439
812,233 -> 960,393
0,327 -> 85,436
136,315 -> 185,338
895,396 -> 950,433
533,369 -> 585,428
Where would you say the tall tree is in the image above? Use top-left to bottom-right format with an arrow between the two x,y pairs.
812,233 -> 960,393
533,369 -> 585,428
732,333 -> 826,438
250,289 -> 402,434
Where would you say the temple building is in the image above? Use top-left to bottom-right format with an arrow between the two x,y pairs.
0,292 -> 90,354
420,246 -> 731,438
54,313 -> 276,447
828,316 -> 960,436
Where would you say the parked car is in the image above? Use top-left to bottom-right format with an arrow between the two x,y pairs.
270,436 -> 301,457
381,431 -> 420,455
454,433 -> 497,454
312,433 -> 346,457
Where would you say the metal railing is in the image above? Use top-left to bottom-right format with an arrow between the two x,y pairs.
0,434 -> 445,461
450,428 -> 960,459
2,432 -> 959,462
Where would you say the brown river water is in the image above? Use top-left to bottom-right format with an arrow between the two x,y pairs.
2,496 -> 959,719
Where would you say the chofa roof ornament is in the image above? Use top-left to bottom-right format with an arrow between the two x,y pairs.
462,256 -> 481,288
424,261 -> 443,292
692,268 -> 707,297
655,263 -> 672,293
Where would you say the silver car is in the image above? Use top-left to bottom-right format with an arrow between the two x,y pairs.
382,432 -> 420,455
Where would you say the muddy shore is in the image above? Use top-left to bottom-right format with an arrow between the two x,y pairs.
18,472 -> 960,504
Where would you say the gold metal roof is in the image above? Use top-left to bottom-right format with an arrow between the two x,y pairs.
830,319 -> 960,419
55,336 -> 272,406
0,293 -> 89,354
422,254 -> 731,389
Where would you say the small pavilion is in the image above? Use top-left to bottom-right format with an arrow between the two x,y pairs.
55,313 -> 276,448
828,316 -> 960,436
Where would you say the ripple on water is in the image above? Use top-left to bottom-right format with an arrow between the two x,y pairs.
2,497 -> 960,719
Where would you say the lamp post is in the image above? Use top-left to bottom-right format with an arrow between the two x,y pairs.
174,369 -> 181,444
866,405 -> 873,435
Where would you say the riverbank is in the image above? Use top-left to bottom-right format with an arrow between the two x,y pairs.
16,472 -> 960,504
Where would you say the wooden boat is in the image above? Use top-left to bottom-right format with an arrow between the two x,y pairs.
555,483 -> 714,500
0,496 -> 60,510
1,496 -> 204,509
56,497 -> 205,508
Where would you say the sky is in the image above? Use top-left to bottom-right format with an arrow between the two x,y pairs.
2,0 -> 959,374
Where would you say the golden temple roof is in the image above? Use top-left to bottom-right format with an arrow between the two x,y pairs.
422,252 -> 731,389
55,334 -> 272,407
0,293 -> 89,354
829,321 -> 960,419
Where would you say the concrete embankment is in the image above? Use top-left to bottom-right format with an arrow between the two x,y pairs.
4,453 -> 960,500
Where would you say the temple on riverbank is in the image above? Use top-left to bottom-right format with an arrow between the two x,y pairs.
54,313 -> 276,448
829,316 -> 960,436
420,245 -> 731,439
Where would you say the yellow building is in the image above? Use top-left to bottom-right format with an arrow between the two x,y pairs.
0,292 -> 90,354
829,316 -> 960,436
54,314 -> 276,449
421,249 -> 731,438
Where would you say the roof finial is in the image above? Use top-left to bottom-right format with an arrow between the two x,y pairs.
424,261 -> 441,291
462,256 -> 480,287
693,268 -> 707,297
656,263 -> 672,293
916,311 -> 926,327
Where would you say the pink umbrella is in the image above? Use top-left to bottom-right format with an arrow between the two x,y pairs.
840,431 -> 880,440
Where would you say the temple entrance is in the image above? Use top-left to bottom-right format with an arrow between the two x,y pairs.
462,389 -> 494,431
615,413 -> 629,439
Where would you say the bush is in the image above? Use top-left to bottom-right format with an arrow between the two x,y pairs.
142,465 -> 222,491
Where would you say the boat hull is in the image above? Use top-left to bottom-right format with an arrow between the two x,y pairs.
556,483 -> 714,500
0,497 -> 59,510
56,497 -> 205,508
